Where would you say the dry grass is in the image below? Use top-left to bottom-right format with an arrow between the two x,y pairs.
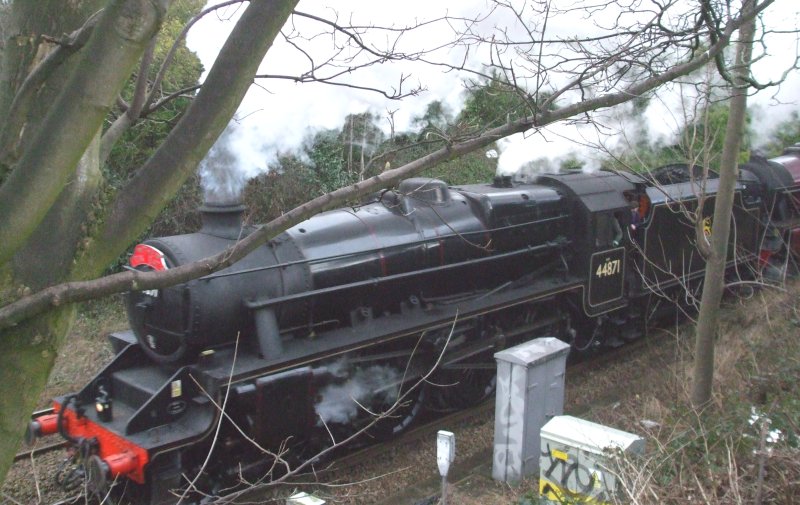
603,281 -> 800,505
39,296 -> 127,407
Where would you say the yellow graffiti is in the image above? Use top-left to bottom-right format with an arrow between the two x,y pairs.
539,479 -> 610,504
702,216 -> 713,237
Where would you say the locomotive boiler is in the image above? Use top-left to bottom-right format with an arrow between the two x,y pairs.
26,144 -> 800,504
126,177 -> 568,364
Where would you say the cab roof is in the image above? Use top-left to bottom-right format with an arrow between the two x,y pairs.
534,170 -> 638,213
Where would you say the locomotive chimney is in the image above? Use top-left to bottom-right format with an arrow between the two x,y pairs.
199,199 -> 247,240
492,175 -> 513,188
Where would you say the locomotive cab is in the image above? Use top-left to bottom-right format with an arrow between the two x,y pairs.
535,171 -> 640,315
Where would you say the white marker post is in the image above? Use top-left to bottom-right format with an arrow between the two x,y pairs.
436,430 -> 456,505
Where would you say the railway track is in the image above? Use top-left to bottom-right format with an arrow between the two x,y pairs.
12,440 -> 67,464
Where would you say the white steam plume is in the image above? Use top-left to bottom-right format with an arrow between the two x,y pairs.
199,120 -> 270,204
315,364 -> 401,425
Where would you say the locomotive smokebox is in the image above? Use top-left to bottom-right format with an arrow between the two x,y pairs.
199,200 -> 247,240
127,193 -> 308,363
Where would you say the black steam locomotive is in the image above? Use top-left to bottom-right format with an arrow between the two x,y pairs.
27,145 -> 800,504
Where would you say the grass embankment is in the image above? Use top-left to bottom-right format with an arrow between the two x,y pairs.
521,282 -> 800,505
38,296 -> 127,407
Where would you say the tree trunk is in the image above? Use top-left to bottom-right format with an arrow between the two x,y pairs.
690,3 -> 756,409
0,0 -> 167,265
0,0 -> 298,487
0,0 -> 164,485
0,308 -> 75,489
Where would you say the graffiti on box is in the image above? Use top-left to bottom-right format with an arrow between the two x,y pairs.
538,442 -> 617,504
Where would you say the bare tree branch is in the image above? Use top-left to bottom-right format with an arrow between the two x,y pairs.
99,1 -> 254,165
0,0 -> 777,330
254,72 -> 423,100
144,0 -> 250,114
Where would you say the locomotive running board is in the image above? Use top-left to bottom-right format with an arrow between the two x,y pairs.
198,274 -> 584,386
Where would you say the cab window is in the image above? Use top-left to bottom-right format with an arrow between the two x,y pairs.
595,213 -> 623,248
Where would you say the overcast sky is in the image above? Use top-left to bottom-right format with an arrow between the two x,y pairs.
186,0 -> 800,185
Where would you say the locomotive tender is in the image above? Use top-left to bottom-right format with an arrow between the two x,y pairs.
27,145 -> 800,504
